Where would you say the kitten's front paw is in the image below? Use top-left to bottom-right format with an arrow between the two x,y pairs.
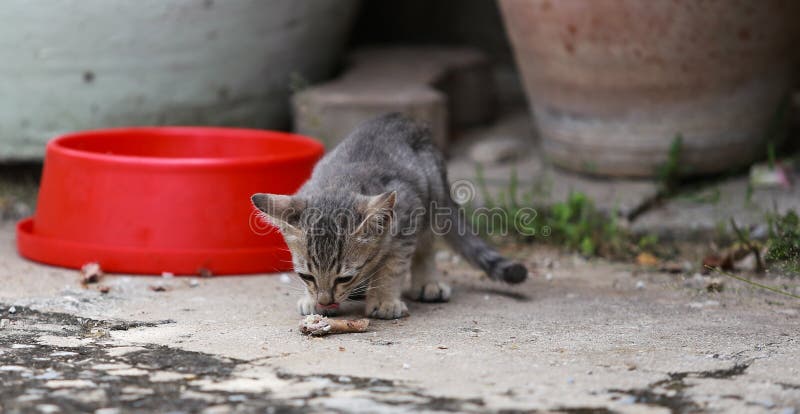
297,297 -> 315,315
414,282 -> 451,302
366,299 -> 408,319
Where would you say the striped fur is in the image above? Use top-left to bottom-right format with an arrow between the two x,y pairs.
251,113 -> 528,319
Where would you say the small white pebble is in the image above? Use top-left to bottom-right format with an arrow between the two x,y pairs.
228,394 -> 248,402
483,295 -> 490,300
50,351 -> 78,357
338,376 -> 351,383
435,251 -> 451,262
9,306 -> 17,314
36,404 -> 60,414
545,273 -> 553,281
188,279 -> 199,288
635,281 -> 646,290
619,395 -> 637,405
279,273 -> 292,284
402,363 -> 410,370
756,400 -> 775,409
0,365 -> 29,372
35,370 -> 61,380
571,255 -> 586,266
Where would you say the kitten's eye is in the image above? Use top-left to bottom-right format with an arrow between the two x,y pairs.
335,276 -> 354,285
297,273 -> 315,284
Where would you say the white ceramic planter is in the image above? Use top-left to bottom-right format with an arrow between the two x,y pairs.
0,0 -> 359,160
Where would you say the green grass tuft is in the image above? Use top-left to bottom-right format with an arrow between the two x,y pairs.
656,134 -> 683,195
765,209 -> 800,274
469,168 -> 658,259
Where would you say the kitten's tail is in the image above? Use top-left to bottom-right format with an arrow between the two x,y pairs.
441,198 -> 528,284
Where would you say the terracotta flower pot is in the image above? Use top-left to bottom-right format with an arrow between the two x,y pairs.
499,0 -> 800,177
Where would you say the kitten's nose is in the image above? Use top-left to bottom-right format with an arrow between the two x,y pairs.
317,293 -> 334,306
316,293 -> 339,309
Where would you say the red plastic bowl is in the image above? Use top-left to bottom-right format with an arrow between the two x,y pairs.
17,127 -> 323,275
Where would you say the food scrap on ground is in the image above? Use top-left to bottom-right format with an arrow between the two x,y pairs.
635,252 -> 659,267
659,261 -> 687,274
706,278 -> 724,292
299,314 -> 370,336
80,262 -> 103,286
750,162 -> 792,189
98,286 -> 111,294
149,284 -> 168,292
702,253 -> 734,274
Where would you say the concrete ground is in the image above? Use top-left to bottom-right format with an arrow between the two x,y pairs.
1,221 -> 799,414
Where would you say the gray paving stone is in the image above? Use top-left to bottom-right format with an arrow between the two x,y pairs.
292,47 -> 494,149
447,112 -> 660,218
632,175 -> 800,241
449,111 -> 800,241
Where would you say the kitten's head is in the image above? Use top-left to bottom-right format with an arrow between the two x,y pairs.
251,191 -> 396,311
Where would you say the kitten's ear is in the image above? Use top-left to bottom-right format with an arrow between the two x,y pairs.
251,193 -> 305,229
365,191 -> 396,215
354,191 -> 396,240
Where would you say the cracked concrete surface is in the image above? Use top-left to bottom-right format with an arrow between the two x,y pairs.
1,221 -> 799,413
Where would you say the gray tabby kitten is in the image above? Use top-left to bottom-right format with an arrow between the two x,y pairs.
251,113 -> 527,319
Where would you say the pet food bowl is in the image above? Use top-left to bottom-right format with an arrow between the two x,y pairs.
17,127 -> 323,275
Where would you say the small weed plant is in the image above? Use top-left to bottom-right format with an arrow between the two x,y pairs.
765,209 -> 800,274
470,167 -> 655,259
